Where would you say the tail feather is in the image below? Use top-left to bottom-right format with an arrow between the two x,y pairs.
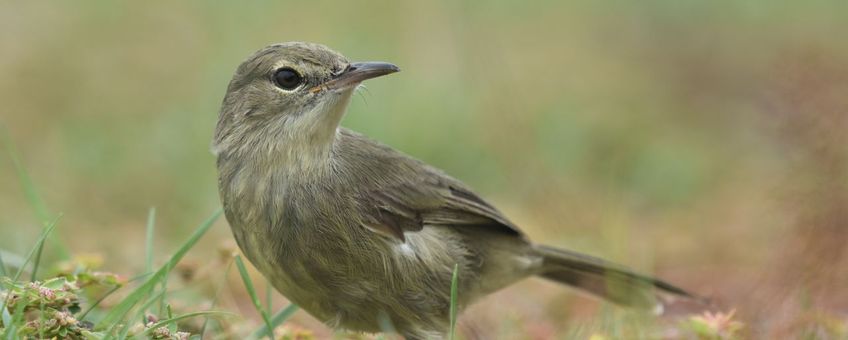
534,244 -> 695,309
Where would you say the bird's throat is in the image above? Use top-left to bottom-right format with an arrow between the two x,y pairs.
273,87 -> 356,175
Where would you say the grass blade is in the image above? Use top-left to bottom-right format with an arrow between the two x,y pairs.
78,285 -> 122,321
199,258 -> 236,338
235,255 -> 274,339
29,236 -> 46,281
0,251 -> 6,277
1,301 -> 13,335
265,280 -> 272,314
449,263 -> 459,340
97,208 -> 223,330
1,127 -> 69,260
1,128 -> 49,225
28,215 -> 61,281
247,304 -> 299,340
145,207 -> 156,274
11,214 -> 61,282
0,215 -> 60,340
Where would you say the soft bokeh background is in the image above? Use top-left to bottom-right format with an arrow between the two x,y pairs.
2,1 -> 847,338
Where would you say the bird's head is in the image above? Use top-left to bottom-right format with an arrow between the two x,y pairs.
212,42 -> 398,158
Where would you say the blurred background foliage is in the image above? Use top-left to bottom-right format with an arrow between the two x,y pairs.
2,1 -> 847,338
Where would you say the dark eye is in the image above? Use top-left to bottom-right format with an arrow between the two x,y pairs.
273,68 -> 303,90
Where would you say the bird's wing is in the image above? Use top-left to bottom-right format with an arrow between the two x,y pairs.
356,171 -> 525,242
336,128 -> 524,242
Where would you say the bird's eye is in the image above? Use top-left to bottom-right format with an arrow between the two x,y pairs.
273,68 -> 303,90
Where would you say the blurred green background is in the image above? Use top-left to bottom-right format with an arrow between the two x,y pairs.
2,1 -> 847,338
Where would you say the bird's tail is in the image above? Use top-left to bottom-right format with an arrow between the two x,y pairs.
533,244 -> 697,310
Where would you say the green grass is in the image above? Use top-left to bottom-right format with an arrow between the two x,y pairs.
97,209 -> 223,329
0,207 -> 233,339
235,255 -> 274,340
145,207 -> 156,275
0,141 -> 258,340
1,127 -> 69,262
1,216 -> 60,339
0,208 -> 306,338
449,263 -> 459,340
0,144 -> 290,339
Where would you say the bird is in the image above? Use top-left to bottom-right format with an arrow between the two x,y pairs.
212,42 -> 693,339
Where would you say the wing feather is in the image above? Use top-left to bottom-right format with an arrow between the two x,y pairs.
338,128 -> 525,242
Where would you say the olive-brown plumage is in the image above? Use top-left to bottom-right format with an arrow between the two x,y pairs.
213,42 -> 692,339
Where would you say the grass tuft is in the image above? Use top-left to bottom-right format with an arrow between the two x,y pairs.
98,209 -> 222,330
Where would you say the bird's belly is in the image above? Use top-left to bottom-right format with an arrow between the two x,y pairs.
232,225 -> 356,326
241,222 -> 465,334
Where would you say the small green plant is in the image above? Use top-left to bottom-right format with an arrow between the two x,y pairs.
0,210 -> 231,339
0,132 -> 312,339
2,276 -> 88,339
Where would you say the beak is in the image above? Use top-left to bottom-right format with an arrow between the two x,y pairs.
311,62 -> 400,93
